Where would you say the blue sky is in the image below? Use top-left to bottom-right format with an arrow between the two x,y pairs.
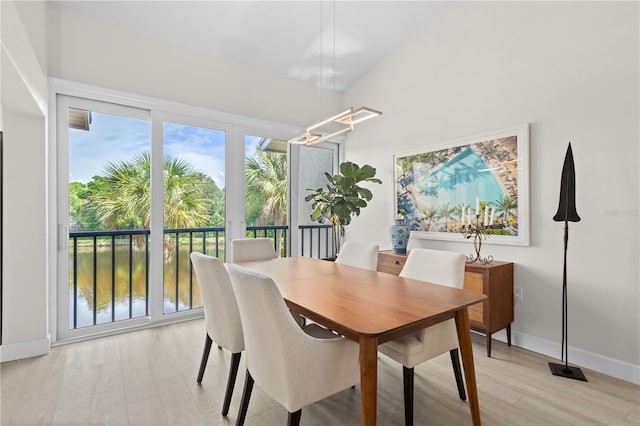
69,113 -> 150,184
69,112 -> 243,189
164,121 -> 226,188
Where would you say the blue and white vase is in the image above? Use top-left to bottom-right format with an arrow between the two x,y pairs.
390,219 -> 410,254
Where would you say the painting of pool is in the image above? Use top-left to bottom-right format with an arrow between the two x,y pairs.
414,147 -> 504,207
395,134 -> 521,236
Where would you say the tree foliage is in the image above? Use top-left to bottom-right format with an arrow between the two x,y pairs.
68,152 -> 226,260
245,147 -> 287,253
245,147 -> 287,226
193,172 -> 225,227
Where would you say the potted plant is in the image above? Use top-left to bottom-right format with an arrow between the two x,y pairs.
305,161 -> 382,255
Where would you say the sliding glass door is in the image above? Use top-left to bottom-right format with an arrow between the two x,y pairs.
55,91 -> 341,341
56,97 -> 231,340
161,118 -> 227,314
57,95 -> 153,339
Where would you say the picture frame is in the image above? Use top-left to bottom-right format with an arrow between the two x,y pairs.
394,124 -> 530,246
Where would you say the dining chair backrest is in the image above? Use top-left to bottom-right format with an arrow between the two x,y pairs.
335,241 -> 380,271
232,238 -> 278,262
227,265 -> 297,376
190,252 -> 244,353
400,248 -> 466,289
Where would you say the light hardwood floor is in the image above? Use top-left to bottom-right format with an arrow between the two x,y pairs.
1,319 -> 638,425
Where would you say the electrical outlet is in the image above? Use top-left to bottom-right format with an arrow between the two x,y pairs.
514,287 -> 523,302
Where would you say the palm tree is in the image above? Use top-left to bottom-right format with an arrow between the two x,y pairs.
437,202 -> 454,230
94,151 -> 208,261
245,146 -> 287,255
421,207 -> 439,231
496,195 -> 518,224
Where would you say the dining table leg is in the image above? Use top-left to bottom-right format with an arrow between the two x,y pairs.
359,335 -> 378,426
455,307 -> 481,426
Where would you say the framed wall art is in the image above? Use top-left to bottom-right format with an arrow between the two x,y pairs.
394,124 -> 530,246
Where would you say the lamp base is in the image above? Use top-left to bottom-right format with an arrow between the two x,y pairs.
548,362 -> 587,382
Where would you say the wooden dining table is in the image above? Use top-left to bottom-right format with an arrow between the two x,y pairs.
235,256 -> 486,426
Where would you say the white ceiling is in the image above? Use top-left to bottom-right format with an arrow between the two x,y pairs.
52,1 -> 448,92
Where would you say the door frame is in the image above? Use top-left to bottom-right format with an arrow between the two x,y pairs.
288,142 -> 341,257
55,94 -> 154,342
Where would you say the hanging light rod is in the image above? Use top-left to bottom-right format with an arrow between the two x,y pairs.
288,106 -> 382,146
335,106 -> 382,126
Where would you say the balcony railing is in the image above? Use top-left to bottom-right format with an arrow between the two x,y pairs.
299,224 -> 335,259
163,227 -> 226,313
68,224 -> 334,329
245,225 -> 288,257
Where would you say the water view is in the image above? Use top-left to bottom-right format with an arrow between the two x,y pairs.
69,243 -> 224,329
414,147 -> 504,208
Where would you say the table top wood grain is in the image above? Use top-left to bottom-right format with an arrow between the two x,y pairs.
236,256 -> 486,343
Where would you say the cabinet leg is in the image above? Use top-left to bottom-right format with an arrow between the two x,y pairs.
507,324 -> 512,347
486,333 -> 492,357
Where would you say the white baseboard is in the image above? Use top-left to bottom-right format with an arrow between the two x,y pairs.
487,329 -> 639,385
0,335 -> 51,363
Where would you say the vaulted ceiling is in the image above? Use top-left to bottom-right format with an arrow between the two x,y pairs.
51,1 -> 449,92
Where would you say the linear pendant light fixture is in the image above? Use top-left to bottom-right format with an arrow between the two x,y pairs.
288,1 -> 381,146
288,106 -> 382,146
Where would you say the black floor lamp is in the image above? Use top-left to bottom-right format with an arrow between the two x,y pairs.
549,143 -> 587,381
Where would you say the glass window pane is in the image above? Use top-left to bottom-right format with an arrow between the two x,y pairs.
162,122 -> 226,314
244,136 -> 288,256
68,110 -> 151,328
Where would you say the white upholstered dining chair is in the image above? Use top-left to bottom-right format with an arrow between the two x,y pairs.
378,248 -> 467,426
232,238 -> 278,262
190,252 -> 244,417
227,264 -> 360,426
335,241 -> 380,271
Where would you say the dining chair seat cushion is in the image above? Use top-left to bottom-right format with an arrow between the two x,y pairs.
379,320 -> 458,368
302,323 -> 339,339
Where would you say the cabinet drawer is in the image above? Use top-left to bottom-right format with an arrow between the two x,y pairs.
464,271 -> 485,324
377,252 -> 406,275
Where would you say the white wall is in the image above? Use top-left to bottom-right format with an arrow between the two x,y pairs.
1,0 -> 49,360
344,1 -> 639,382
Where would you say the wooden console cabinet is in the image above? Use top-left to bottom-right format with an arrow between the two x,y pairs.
377,250 -> 514,357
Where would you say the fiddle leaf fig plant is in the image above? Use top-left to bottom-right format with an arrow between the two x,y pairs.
305,161 -> 382,252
